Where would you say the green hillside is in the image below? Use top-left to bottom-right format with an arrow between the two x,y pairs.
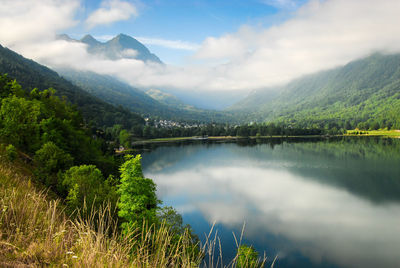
230,53 -> 400,129
146,88 -> 190,109
58,69 -> 234,123
58,69 -> 168,114
0,44 -> 144,129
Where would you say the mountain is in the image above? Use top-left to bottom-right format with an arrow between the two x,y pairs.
57,34 -> 234,122
58,69 -> 163,113
146,89 -> 191,109
229,53 -> 400,129
58,68 -> 233,123
80,34 -> 102,47
72,34 -> 162,63
0,44 -> 144,129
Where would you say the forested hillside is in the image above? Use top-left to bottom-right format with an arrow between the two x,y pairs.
146,88 -> 190,109
230,53 -> 400,129
0,44 -> 144,129
58,68 -> 233,123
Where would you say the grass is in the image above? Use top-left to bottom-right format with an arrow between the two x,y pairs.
0,149 -> 272,267
345,129 -> 400,137
0,157 -> 132,267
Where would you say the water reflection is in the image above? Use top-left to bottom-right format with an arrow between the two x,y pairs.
140,138 -> 400,268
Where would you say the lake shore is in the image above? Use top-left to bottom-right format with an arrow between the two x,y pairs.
344,129 -> 400,137
132,135 -> 330,146
131,130 -> 400,146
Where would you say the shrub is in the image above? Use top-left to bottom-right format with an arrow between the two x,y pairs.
5,144 -> 17,162
62,165 -> 107,212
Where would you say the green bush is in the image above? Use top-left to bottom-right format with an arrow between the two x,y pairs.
5,144 -> 17,162
62,165 -> 107,212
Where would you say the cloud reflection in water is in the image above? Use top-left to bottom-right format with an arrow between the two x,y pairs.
143,142 -> 400,268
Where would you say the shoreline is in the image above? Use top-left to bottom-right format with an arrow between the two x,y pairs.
130,130 -> 400,146
132,134 -> 333,146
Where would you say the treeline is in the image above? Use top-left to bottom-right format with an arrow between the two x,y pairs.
140,123 -> 326,138
0,74 -> 200,263
277,116 -> 399,132
104,122 -> 328,147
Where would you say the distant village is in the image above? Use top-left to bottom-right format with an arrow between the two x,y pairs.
144,118 -> 205,129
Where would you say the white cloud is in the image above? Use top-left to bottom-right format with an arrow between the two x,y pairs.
136,37 -> 200,51
0,0 -> 79,45
192,0 -> 400,90
145,155 -> 400,268
94,35 -> 115,41
1,0 -> 400,97
121,48 -> 138,57
85,0 -> 137,29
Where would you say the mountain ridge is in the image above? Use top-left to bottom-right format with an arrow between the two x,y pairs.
58,68 -> 233,123
60,33 -> 162,63
229,53 -> 400,129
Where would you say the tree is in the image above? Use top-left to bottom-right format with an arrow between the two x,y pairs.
119,129 -> 131,148
0,96 -> 41,151
117,154 -> 160,232
142,125 -> 152,138
62,165 -> 106,212
34,142 -> 73,192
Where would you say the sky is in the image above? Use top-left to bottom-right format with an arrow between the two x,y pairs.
72,0 -> 304,65
1,0 -> 400,108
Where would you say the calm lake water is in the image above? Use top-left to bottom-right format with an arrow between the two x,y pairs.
139,137 -> 400,268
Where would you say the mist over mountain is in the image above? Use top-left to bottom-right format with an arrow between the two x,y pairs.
58,68 -> 232,122
6,31 -> 399,128
56,33 -> 246,110
146,89 -> 189,109
229,53 -> 400,128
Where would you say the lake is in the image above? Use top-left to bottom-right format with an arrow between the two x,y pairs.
138,137 -> 400,268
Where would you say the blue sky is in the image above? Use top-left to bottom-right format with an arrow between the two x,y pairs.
68,0 -> 306,64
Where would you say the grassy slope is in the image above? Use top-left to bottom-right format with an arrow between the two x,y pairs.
0,156 -> 132,266
0,155 -> 206,267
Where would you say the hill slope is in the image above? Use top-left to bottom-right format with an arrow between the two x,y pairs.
230,53 -> 400,129
58,68 -> 233,123
0,44 -> 144,129
146,88 -> 192,109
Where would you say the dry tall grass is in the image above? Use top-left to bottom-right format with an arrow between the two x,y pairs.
0,155 -> 272,267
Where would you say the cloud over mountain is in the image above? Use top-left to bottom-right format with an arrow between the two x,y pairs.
85,0 -> 138,29
1,0 -> 400,96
